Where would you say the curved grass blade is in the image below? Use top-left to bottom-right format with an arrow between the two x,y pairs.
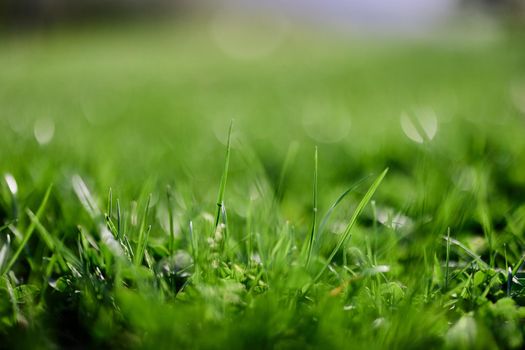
215,120 -> 233,228
317,175 -> 372,238
443,235 -> 490,270
313,168 -> 388,283
2,184 -> 53,275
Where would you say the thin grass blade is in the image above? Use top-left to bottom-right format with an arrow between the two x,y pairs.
313,168 -> 388,283
215,120 -> 233,228
72,175 -> 100,220
134,194 -> 151,266
305,147 -> 318,267
2,184 -> 53,275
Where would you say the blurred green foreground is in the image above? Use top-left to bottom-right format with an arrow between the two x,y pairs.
1,19 -> 525,349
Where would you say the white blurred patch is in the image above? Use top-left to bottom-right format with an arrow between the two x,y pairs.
72,175 -> 100,219
400,108 -> 437,143
4,173 -> 18,195
372,317 -> 386,329
371,265 -> 390,273
33,118 -> 55,145
377,207 -> 412,230
510,81 -> 525,114
100,225 -> 124,257
452,166 -> 479,192
202,212 -> 215,224
213,119 -> 239,146
210,9 -> 288,60
302,102 -> 351,143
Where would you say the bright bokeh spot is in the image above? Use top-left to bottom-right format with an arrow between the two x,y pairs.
302,102 -> 351,143
400,108 -> 437,143
33,118 -> 55,145
4,173 -> 18,195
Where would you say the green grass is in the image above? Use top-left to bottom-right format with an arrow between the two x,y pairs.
2,18 -> 525,349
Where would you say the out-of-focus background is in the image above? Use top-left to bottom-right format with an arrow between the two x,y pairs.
3,3 -> 525,349
1,0 -> 525,220
2,0 -> 524,30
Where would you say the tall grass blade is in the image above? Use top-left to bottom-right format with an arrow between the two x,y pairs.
116,199 -> 122,239
72,175 -> 100,220
107,187 -> 113,218
134,194 -> 151,266
276,141 -> 299,202
508,267 -> 512,297
317,175 -> 372,238
167,185 -> 175,256
305,147 -> 318,267
215,120 -> 233,228
445,227 -> 451,290
313,168 -> 388,283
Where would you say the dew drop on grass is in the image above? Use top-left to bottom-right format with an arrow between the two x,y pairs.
400,108 -> 437,143
33,118 -> 55,145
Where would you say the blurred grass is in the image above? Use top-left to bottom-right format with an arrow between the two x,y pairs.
1,18 -> 525,348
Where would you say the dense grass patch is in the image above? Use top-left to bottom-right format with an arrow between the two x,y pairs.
2,20 -> 525,349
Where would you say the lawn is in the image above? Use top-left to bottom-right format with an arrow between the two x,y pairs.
1,18 -> 525,349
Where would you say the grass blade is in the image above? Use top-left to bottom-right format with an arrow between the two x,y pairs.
215,120 -> 233,228
25,208 -> 55,251
167,185 -> 175,256
134,194 -> 151,266
0,221 -> 16,234
317,175 -> 372,239
305,147 -> 318,267
0,238 -> 10,272
445,227 -> 451,290
313,168 -> 388,283
443,236 -> 490,270
116,198 -> 122,240
275,141 -> 299,203
107,187 -> 113,218
72,175 -> 100,220
2,184 -> 53,275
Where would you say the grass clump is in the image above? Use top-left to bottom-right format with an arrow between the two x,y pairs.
1,20 -> 525,349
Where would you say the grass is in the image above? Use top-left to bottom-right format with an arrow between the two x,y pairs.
1,18 -> 525,349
